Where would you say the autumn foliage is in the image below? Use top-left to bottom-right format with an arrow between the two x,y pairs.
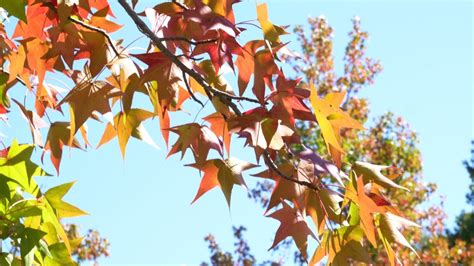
0,0 -> 443,264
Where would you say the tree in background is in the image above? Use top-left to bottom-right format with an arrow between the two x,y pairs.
446,142 -> 474,263
63,224 -> 109,264
204,16 -> 474,265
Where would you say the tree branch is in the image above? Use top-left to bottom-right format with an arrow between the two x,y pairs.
263,150 -> 320,191
182,71 -> 205,107
119,0 -> 317,191
157,36 -> 218,45
118,0 -> 243,115
68,16 -> 120,57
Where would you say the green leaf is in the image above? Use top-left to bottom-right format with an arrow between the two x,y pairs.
348,202 -> 360,226
45,182 -> 88,218
44,243 -> 76,266
0,0 -> 26,22
7,199 -> 44,220
20,228 -> 46,260
0,139 -> 49,196
38,239 -> 52,258
310,225 -> 367,265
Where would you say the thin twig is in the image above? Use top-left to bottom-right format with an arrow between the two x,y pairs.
213,90 -> 263,104
182,71 -> 204,107
263,150 -> 320,191
68,16 -> 120,57
157,36 -> 217,45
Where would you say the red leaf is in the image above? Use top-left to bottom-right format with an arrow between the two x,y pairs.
268,201 -> 315,259
167,123 -> 223,165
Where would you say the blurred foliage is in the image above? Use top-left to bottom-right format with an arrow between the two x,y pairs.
64,223 -> 110,264
446,142 -> 474,263
204,16 -> 474,265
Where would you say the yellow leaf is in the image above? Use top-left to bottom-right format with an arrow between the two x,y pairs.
309,82 -> 363,158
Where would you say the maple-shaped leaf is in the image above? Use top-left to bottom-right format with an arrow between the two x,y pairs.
201,0 -> 239,22
7,44 -> 26,84
194,59 -> 234,96
252,49 -> 282,104
354,161 -> 409,191
168,123 -> 223,165
12,3 -> 54,40
297,145 -> 347,186
98,108 -> 156,158
182,1 -> 240,37
235,41 -> 283,103
235,40 -> 265,96
107,55 -> 143,113
256,3 -> 287,45
24,38 -> 58,90
43,122 -> 82,174
0,139 -> 49,197
305,188 -> 343,235
78,0 -> 114,17
58,80 -> 120,142
203,112 -> 231,156
376,213 -> 420,266
344,173 -> 382,247
44,182 -> 88,218
191,30 -> 243,73
365,183 -> 395,208
188,158 -> 256,207
268,201 -> 315,259
35,83 -> 63,118
310,225 -> 371,265
268,74 -> 314,127
309,82 -> 364,163
132,52 -> 186,112
47,22 -> 82,69
147,84 -> 171,145
89,7 -> 122,33
253,163 -> 306,211
228,108 -> 294,157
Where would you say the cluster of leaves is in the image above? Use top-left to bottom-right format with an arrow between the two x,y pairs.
0,140 -> 86,265
0,0 -> 432,264
206,15 -> 474,265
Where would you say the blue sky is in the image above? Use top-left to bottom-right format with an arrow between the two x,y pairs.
2,0 -> 473,264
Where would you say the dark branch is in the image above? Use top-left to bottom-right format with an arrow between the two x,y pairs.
182,71 -> 205,107
158,36 -> 217,45
118,0 -> 242,115
119,0 -> 315,191
68,16 -> 120,57
263,150 -> 320,191
213,90 -> 263,104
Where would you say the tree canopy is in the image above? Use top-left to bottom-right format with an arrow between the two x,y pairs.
0,0 -> 468,265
